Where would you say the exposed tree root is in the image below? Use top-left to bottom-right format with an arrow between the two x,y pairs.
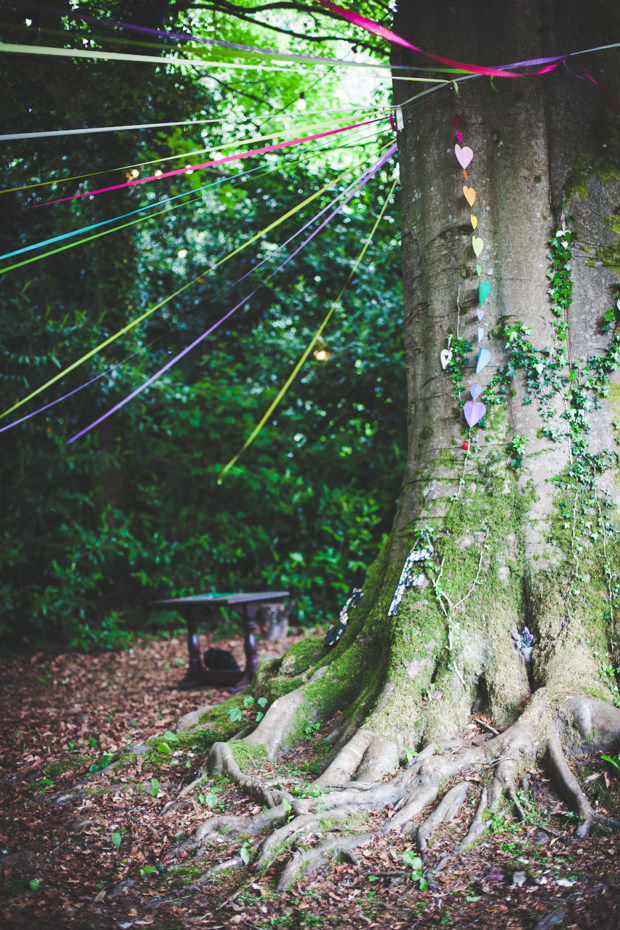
546,736 -> 620,837
172,672 -> 620,896
417,781 -> 470,861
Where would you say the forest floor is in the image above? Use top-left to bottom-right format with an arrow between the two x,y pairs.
1,629 -> 619,930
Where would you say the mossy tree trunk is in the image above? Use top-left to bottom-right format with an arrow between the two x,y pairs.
178,0 -> 620,888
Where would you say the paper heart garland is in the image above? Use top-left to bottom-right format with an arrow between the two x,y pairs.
471,216 -> 478,230
472,236 -> 484,257
464,400 -> 486,428
470,384 -> 483,400
440,349 -> 453,369
463,186 -> 476,207
479,281 -> 492,305
455,145 -> 474,170
476,348 -> 492,374
478,327 -> 484,343
477,308 -> 484,321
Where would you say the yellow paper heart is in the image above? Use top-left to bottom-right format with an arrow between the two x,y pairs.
463,185 -> 476,207
471,215 -> 478,230
472,236 -> 484,257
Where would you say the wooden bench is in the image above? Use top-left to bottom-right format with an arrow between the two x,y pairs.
149,591 -> 289,692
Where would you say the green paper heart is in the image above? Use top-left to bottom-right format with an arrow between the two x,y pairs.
476,264 -> 482,276
479,281 -> 492,306
472,236 -> 484,258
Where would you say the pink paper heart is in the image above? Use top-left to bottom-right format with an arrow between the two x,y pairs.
455,144 -> 473,170
456,130 -> 463,142
463,400 -> 486,428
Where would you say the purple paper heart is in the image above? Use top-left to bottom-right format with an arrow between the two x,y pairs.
470,384 -> 483,400
463,400 -> 486,428
477,308 -> 484,321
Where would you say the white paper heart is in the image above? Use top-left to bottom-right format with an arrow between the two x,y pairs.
476,348 -> 492,374
477,308 -> 484,321
470,384 -> 483,400
478,327 -> 484,343
455,144 -> 474,170
440,349 -> 453,369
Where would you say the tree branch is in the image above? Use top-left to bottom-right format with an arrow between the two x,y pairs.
185,0 -> 388,54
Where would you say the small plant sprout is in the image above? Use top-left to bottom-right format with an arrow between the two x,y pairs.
405,748 -> 418,764
111,832 -> 122,851
402,850 -> 428,890
149,778 -> 160,798
243,695 -> 255,708
601,751 -> 620,777
228,706 -> 243,723
239,842 -> 251,866
507,433 -> 528,468
256,696 -> 268,721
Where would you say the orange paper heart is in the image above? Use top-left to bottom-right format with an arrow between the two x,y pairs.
463,186 -> 476,207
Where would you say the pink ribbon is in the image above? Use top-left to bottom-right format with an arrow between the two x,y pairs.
571,59 -> 620,113
316,0 -> 563,78
31,117 -> 385,209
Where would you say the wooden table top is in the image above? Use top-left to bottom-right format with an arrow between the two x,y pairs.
150,591 -> 289,607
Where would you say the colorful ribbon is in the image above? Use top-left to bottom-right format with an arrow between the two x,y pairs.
66,146 -> 396,445
0,117 -> 221,143
0,149 -> 384,422
0,104 -> 383,146
0,142 -> 394,435
0,41 -> 443,80
315,0 -> 566,77
0,123 -> 381,265
218,173 -> 399,482
30,116 -> 385,209
16,2 -> 452,73
0,107 -> 382,199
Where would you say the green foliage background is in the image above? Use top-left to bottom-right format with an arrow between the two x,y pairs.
0,0 -> 404,648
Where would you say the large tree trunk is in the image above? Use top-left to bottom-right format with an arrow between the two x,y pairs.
174,0 -> 620,887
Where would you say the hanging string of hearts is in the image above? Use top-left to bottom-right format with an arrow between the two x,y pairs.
450,111 -> 493,444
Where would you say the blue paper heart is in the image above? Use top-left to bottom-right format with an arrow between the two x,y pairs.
476,348 -> 492,374
478,327 -> 484,343
470,384 -> 483,400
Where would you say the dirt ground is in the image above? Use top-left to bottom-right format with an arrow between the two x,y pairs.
1,629 -> 619,930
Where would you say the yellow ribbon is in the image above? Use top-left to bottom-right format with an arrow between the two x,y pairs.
218,177 -> 399,483
0,150 -> 386,422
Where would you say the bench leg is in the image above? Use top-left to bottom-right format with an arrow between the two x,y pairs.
171,608 -> 210,690
230,603 -> 259,693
